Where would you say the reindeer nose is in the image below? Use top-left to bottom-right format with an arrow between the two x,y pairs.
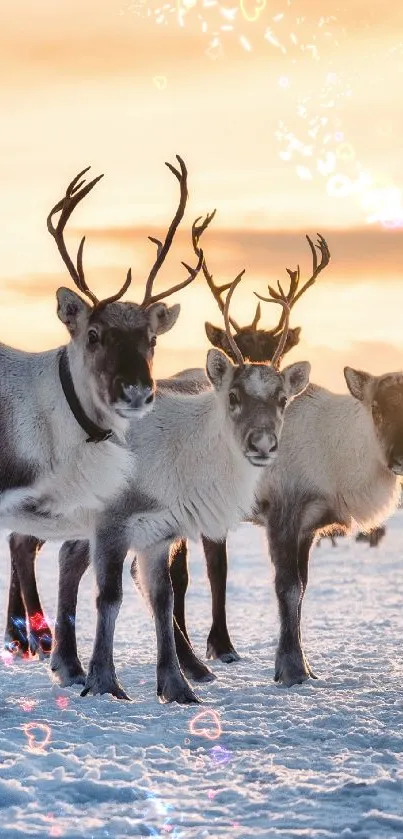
120,383 -> 154,409
246,430 -> 278,459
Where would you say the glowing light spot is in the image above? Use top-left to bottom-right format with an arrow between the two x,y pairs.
153,76 -> 168,90
23,721 -> 52,754
189,709 -> 221,740
29,612 -> 49,633
336,142 -> 355,161
210,744 -> 232,764
317,151 -> 336,176
1,648 -> 16,666
265,28 -> 286,53
296,165 -> 313,180
327,174 -> 353,198
278,76 -> 290,88
239,35 -> 252,51
239,0 -> 266,23
56,696 -> 69,710
19,697 -> 37,712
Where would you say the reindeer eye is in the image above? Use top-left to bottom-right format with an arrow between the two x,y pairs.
279,395 -> 287,410
229,391 -> 240,409
87,329 -> 99,345
150,336 -> 157,348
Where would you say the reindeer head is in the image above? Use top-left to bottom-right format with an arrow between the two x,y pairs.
206,270 -> 310,466
49,160 -> 202,430
205,322 -> 301,363
345,367 -> 403,475
192,212 -> 330,366
207,350 -> 310,465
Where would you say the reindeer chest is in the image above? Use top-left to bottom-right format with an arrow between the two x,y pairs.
0,439 -> 134,541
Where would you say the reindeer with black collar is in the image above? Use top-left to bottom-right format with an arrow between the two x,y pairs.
2,155 -> 202,655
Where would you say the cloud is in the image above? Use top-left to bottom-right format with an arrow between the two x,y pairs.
152,338 -> 403,390
74,224 -> 403,283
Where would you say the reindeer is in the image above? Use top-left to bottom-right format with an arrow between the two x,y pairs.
4,215 -> 311,702
355,526 -> 386,547
1,155 -> 202,646
168,377 -> 403,684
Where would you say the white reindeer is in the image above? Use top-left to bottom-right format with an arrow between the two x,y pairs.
167,368 -> 403,686
0,155 -> 202,656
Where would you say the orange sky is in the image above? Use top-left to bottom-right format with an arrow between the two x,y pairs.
1,0 -> 403,389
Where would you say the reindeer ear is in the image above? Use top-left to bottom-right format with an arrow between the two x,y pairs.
344,367 -> 374,402
147,302 -> 181,335
206,348 -> 234,390
205,322 -> 230,351
287,326 -> 301,347
56,288 -> 90,337
281,361 -> 311,398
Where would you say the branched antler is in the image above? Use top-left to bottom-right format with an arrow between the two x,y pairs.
141,155 -> 202,306
254,281 -> 291,370
265,234 -> 330,338
223,271 -> 247,367
192,211 -> 241,333
47,166 -> 132,309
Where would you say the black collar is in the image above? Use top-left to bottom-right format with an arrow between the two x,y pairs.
58,349 -> 113,443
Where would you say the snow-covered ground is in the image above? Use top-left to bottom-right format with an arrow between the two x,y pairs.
1,513 -> 403,839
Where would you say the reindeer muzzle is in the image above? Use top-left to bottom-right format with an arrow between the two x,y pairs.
116,383 -> 155,417
245,429 -> 278,467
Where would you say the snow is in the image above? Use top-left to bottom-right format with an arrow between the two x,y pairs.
1,513 -> 403,838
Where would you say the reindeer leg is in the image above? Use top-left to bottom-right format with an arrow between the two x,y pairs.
173,617 -> 216,683
170,539 -> 191,643
5,534 -> 48,657
11,535 -> 49,657
81,525 -> 131,700
137,542 -> 199,704
135,542 -> 215,684
4,536 -> 31,656
51,540 -> 90,687
297,533 -> 318,680
204,536 -> 240,663
267,517 -> 310,686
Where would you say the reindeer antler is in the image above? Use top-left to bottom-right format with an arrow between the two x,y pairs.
253,234 -> 330,368
254,281 -> 291,370
47,166 -> 132,309
141,155 -> 203,306
192,212 -> 241,333
265,233 -> 330,338
223,271 -> 247,367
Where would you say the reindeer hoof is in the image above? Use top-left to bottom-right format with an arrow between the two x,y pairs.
181,658 -> 216,683
51,654 -> 86,687
157,668 -> 200,704
206,639 -> 241,663
274,650 -> 311,687
80,668 -> 131,700
183,667 -> 216,684
81,684 -> 131,701
29,631 -> 52,658
3,637 -> 29,657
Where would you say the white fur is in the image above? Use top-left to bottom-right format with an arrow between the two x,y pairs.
122,358 -> 310,550
126,390 -> 260,547
258,384 -> 401,533
0,344 -> 136,542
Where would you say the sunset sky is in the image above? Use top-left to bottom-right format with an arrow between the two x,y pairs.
1,0 -> 403,389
